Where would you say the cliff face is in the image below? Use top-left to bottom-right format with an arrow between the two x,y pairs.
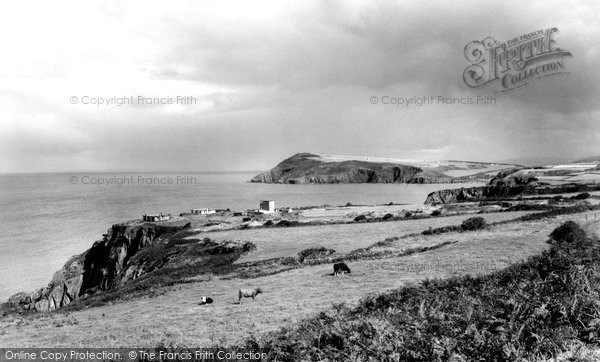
424,168 -> 539,204
251,153 -> 446,184
424,186 -> 489,204
6,222 -> 188,312
423,166 -> 597,204
489,168 -> 538,187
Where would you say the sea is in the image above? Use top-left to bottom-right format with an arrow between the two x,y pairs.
0,172 -> 479,301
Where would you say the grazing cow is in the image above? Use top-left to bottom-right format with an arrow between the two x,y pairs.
333,262 -> 351,276
238,288 -> 262,302
199,297 -> 213,305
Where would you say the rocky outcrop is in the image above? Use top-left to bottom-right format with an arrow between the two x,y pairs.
251,153 -> 446,184
424,185 -> 546,204
426,169 -> 535,204
424,186 -> 489,204
5,221 -> 188,312
423,166 -> 600,204
489,168 -> 538,187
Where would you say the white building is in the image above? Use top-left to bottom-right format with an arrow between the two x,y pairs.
191,208 -> 216,215
259,200 -> 275,213
143,213 -> 170,222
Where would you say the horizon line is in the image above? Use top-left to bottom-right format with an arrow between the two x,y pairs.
0,170 -> 263,175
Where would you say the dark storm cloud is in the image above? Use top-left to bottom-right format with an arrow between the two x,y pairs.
1,0 -> 598,172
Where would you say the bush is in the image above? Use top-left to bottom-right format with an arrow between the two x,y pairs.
508,203 -> 552,212
404,212 -> 413,218
353,215 -> 367,222
382,213 -> 394,221
431,210 -> 441,217
277,220 -> 300,227
549,221 -> 588,247
575,192 -> 591,200
461,216 -> 487,231
280,257 -> 300,266
421,217 -> 487,235
242,242 -> 257,253
521,204 -> 600,221
297,247 -> 336,263
369,237 -> 399,249
422,225 -> 461,235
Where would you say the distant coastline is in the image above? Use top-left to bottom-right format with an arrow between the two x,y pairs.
250,152 -> 519,184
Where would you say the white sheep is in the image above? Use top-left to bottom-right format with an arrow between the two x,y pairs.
238,287 -> 262,302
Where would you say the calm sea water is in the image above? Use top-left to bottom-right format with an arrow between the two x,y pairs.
0,172 -> 478,301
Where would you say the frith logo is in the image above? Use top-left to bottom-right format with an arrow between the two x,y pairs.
463,28 -> 572,92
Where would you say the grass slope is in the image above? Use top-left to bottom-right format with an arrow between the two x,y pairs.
241,222 -> 600,361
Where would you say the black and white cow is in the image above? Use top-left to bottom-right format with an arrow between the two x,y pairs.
199,296 -> 213,305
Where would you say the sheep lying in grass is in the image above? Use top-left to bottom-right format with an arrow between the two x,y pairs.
238,288 -> 262,302
199,297 -> 213,305
333,262 -> 351,276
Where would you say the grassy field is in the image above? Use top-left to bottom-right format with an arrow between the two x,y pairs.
199,211 -> 538,263
1,211 -> 597,348
247,220 -> 600,361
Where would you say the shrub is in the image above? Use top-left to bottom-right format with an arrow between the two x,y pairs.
521,204 -> 600,221
404,212 -> 413,218
549,221 -> 588,247
353,215 -> 367,222
263,220 -> 274,226
431,210 -> 441,217
369,237 -> 399,249
422,225 -> 461,235
382,213 -> 394,221
422,217 -> 488,235
575,192 -> 591,200
280,257 -> 300,266
277,220 -> 300,227
297,247 -> 336,263
242,242 -> 257,253
461,216 -> 487,231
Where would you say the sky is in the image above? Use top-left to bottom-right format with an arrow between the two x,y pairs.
0,0 -> 598,172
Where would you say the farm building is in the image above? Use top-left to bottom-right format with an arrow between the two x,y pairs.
142,213 -> 170,222
259,200 -> 275,214
191,208 -> 216,215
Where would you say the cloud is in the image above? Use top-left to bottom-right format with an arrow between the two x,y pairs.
0,0 -> 598,172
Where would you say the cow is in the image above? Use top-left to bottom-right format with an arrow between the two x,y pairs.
199,297 -> 213,305
238,288 -> 262,302
333,262 -> 351,276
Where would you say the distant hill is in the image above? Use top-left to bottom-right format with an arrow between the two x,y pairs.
496,155 -> 600,167
573,155 -> 600,163
250,153 -> 518,184
495,156 -> 570,167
